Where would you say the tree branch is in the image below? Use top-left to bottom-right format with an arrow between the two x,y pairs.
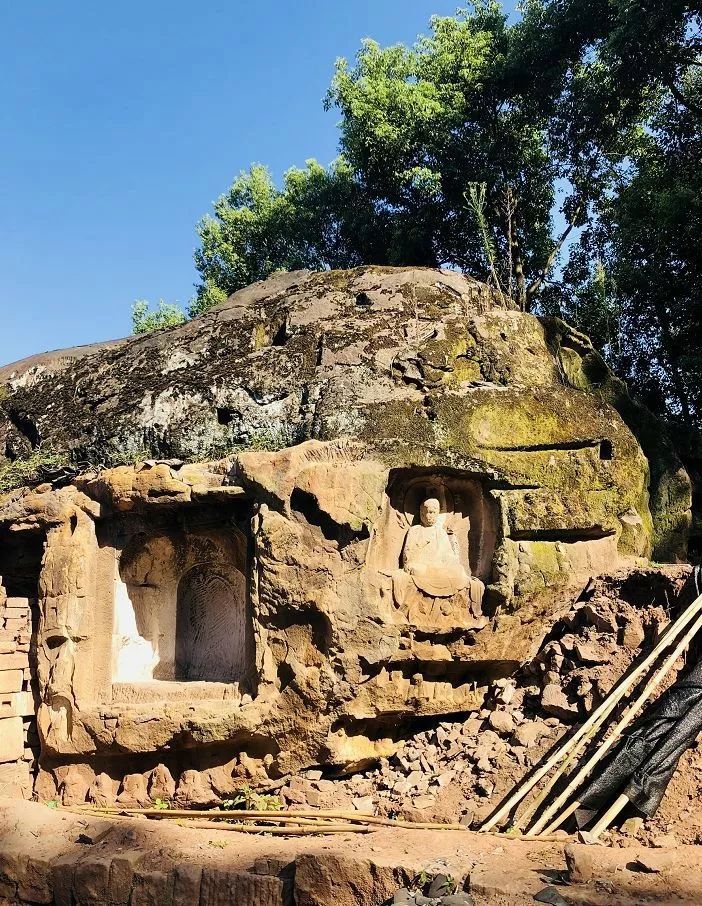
525,198 -> 584,304
667,79 -> 702,117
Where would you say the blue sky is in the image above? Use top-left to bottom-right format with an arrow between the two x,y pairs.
0,2 -> 517,366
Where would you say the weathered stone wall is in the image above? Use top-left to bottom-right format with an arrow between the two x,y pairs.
0,582 -> 37,797
0,267 -> 690,559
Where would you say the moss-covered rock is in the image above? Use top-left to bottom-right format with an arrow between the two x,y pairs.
0,266 -> 690,570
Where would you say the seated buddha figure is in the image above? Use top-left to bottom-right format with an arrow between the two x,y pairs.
402,498 -> 469,597
392,497 -> 486,628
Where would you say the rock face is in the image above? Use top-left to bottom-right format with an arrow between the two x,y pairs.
0,266 -> 692,796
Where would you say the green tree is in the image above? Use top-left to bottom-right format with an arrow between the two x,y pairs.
327,5 -> 558,307
191,159 -> 389,315
183,0 -> 700,432
561,68 -> 702,429
131,300 -> 186,334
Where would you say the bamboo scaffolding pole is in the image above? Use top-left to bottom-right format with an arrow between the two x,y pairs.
184,820 -> 372,835
62,805 -> 570,841
65,805 -> 464,831
481,592 -> 702,833
71,807 -> 367,820
528,605 -> 702,837
588,793 -> 629,841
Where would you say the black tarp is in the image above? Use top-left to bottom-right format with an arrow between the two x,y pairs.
576,567 -> 702,827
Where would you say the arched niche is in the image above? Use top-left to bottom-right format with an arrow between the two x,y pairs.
368,469 -> 497,582
113,523 -> 254,689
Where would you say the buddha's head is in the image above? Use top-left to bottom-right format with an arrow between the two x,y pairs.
419,497 -> 441,527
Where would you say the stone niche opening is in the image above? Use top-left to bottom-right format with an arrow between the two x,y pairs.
369,469 -> 497,584
366,468 -> 498,633
109,505 -> 255,700
0,524 -> 46,598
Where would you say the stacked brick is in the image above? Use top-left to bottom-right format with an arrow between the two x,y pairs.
0,580 -> 37,797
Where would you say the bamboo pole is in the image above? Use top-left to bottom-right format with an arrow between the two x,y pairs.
184,820 -> 372,835
528,605 -> 702,837
62,806 -> 573,841
481,592 -> 702,833
588,793 -> 629,841
64,805 -> 465,831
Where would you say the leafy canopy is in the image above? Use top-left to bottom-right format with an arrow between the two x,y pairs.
134,0 -> 702,434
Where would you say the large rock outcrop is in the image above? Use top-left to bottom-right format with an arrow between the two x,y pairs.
0,266 -> 692,796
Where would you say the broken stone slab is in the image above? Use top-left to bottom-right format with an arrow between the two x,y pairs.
540,684 -> 579,721
579,604 -> 618,634
0,715 -> 24,761
487,710 -> 515,736
622,613 -> 645,650
572,640 -> 608,665
533,886 -> 569,905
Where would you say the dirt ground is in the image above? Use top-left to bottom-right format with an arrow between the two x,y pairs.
4,797 -> 702,905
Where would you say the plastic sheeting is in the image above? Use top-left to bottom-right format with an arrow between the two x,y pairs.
576,567 -> 702,826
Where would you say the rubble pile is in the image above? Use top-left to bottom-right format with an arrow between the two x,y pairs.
277,567 -> 690,829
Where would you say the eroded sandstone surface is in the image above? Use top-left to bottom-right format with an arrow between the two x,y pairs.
0,266 -> 692,808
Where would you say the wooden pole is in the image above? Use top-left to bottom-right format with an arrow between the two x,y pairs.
481,592 -> 702,832
528,605 -> 702,837
183,820 -> 372,835
64,806 -> 465,831
588,793 -> 629,840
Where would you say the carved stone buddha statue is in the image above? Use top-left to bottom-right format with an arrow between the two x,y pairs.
402,498 -> 469,597
391,496 -> 486,629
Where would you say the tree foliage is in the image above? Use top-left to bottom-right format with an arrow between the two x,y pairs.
556,68 -> 702,429
191,159 -> 389,314
132,300 -> 186,334
178,0 -> 701,429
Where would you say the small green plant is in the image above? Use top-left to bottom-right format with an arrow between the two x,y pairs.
44,800 -> 59,809
152,797 -> 170,810
439,875 -> 456,895
413,869 -> 430,890
0,448 -> 67,494
222,784 -> 282,812
131,299 -> 186,335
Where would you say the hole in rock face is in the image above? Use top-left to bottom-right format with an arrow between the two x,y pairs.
217,407 -> 234,425
0,525 -> 45,597
599,439 -> 614,460
271,320 -> 288,346
175,567 -> 251,682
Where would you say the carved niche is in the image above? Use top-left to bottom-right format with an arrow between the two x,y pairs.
366,472 -> 497,632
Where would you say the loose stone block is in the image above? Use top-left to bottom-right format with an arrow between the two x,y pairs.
172,865 -> 202,906
130,869 -> 174,906
108,852 -> 142,905
0,691 -> 32,718
73,857 -> 112,906
200,869 -> 284,906
0,671 -> 22,694
0,653 -> 29,671
18,854 -> 53,904
0,716 -> 24,762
